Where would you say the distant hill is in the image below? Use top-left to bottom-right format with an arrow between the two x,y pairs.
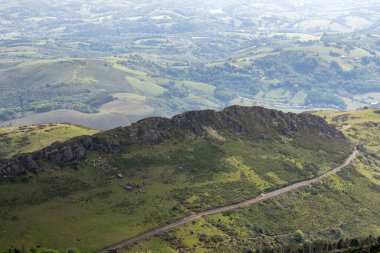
0,59 -> 220,129
1,0 -> 379,128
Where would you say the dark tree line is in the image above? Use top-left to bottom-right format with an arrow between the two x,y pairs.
249,235 -> 380,253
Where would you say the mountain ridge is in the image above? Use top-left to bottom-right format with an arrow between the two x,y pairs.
0,105 -> 347,180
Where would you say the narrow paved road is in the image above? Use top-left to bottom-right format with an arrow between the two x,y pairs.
98,149 -> 358,253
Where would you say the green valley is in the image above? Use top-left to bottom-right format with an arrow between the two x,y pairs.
0,0 -> 379,129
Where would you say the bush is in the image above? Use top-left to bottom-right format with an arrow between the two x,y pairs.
294,230 -> 305,243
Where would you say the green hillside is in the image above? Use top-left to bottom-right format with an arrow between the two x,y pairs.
125,109 -> 380,252
129,157 -> 380,253
316,109 -> 380,156
0,123 -> 99,159
0,106 -> 353,252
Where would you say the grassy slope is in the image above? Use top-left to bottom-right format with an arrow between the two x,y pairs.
129,163 -> 380,253
0,123 -> 99,159
127,110 -> 380,252
0,116 -> 351,252
316,109 -> 380,155
0,59 -> 133,90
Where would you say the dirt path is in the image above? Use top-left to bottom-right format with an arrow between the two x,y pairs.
98,149 -> 358,253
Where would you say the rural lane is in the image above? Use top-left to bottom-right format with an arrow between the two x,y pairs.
98,149 -> 358,253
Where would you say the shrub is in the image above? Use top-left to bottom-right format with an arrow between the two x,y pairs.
66,248 -> 80,253
293,230 -> 305,243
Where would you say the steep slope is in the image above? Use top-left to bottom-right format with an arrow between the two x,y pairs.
102,149 -> 357,252
0,106 -> 353,251
129,155 -> 380,253
126,109 -> 380,253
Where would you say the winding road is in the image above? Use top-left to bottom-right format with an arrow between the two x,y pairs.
98,149 -> 358,253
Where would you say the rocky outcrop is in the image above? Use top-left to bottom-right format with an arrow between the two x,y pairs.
0,135 -> 122,179
0,106 -> 347,180
125,106 -> 344,143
